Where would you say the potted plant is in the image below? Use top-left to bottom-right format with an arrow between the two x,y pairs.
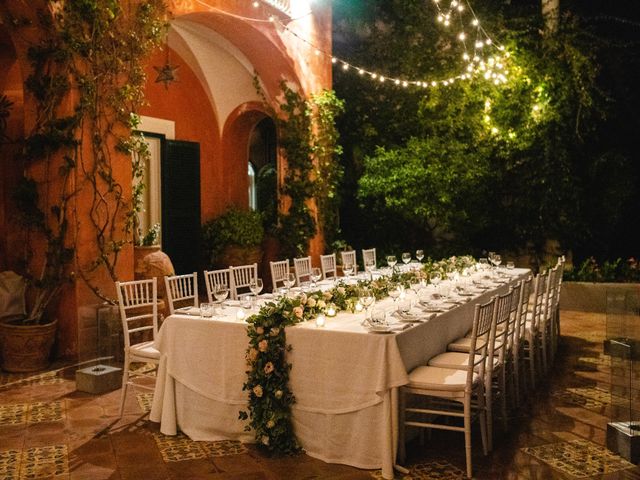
133,223 -> 162,277
202,208 -> 265,269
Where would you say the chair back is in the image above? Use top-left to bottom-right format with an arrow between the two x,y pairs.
270,259 -> 290,293
116,278 -> 158,351
362,248 -> 377,269
320,253 -> 337,279
506,281 -> 522,350
515,275 -> 533,343
528,270 -> 549,333
340,250 -> 357,274
545,265 -> 561,324
465,297 -> 497,386
164,273 -> 199,315
490,289 -> 515,369
294,256 -> 312,286
230,263 -> 258,299
204,269 -> 230,304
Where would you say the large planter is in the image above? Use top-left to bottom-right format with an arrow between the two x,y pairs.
560,282 -> 640,313
134,245 -> 162,279
0,317 -> 58,372
219,245 -> 262,268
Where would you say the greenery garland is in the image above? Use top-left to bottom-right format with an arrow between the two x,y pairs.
240,254 -> 477,453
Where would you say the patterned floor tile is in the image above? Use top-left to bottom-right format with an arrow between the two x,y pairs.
521,439 -> 634,477
370,460 -> 466,479
200,440 -> 247,457
0,404 -> 28,426
153,433 -> 207,462
0,449 -> 21,479
568,387 -> 628,406
136,393 -> 154,413
0,371 -> 65,389
28,401 -> 64,423
20,444 -> 69,479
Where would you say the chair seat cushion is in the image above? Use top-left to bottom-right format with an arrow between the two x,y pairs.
408,365 -> 480,391
429,351 -> 500,371
129,341 -> 160,360
448,337 -> 487,353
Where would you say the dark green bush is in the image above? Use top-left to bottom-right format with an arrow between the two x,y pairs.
564,257 -> 640,283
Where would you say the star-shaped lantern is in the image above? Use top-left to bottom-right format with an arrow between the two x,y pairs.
154,61 -> 179,89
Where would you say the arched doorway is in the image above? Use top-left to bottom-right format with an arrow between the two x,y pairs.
249,117 -> 278,230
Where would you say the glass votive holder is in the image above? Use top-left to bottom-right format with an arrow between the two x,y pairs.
507,261 -> 515,269
236,308 -> 246,321
354,301 -> 364,313
201,303 -> 214,318
315,313 -> 326,328
326,304 -> 337,317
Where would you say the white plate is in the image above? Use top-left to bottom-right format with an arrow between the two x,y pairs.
367,325 -> 393,334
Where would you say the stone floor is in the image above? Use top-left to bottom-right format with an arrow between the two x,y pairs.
1,310 -> 639,479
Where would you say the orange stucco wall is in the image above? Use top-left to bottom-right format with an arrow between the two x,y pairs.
140,47 -> 223,220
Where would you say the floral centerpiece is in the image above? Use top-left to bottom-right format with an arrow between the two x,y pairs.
239,254 -> 476,454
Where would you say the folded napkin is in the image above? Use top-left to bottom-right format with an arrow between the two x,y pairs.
393,309 -> 434,322
176,306 -> 201,316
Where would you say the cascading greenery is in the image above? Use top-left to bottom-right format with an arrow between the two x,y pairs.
255,79 -> 344,258
4,0 -> 166,314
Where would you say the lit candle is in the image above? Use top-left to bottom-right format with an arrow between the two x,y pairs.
236,309 -> 246,321
354,301 -> 364,312
316,314 -> 326,328
326,305 -> 337,317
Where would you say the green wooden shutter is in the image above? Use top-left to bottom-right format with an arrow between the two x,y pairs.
161,140 -> 201,275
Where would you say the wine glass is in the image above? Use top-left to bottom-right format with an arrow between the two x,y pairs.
214,284 -> 229,313
360,287 -> 376,324
283,273 -> 296,293
388,284 -> 402,304
343,262 -> 354,280
250,278 -> 263,308
411,278 -> 426,297
402,252 -> 412,266
493,254 -> 502,268
386,255 -> 397,271
416,249 -> 425,263
430,272 -> 442,294
310,268 -> 322,288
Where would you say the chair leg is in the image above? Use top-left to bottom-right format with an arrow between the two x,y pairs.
477,385 -> 489,456
528,337 -> 536,390
540,328 -> 548,374
513,349 -> 521,407
398,389 -> 406,464
119,358 -> 130,417
500,368 -> 508,432
464,397 -> 473,479
485,377 -> 493,451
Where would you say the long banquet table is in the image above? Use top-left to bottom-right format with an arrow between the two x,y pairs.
150,268 -> 529,479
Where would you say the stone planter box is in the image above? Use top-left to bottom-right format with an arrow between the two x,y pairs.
560,281 -> 640,313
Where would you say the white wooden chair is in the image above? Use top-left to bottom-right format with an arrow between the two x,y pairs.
164,272 -> 199,315
229,263 -> 258,299
270,259 -> 290,293
340,250 -> 357,275
362,248 -> 377,269
540,265 -> 561,372
431,290 -> 512,450
523,270 -> 549,389
513,275 -> 533,405
115,278 -> 160,417
293,256 -> 312,286
320,253 -> 337,279
399,297 -> 495,479
204,269 -> 231,304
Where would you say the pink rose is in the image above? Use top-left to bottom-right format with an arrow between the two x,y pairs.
264,362 -> 274,374
323,291 -> 333,300
266,420 -> 275,429
256,326 -> 264,335
253,385 -> 263,397
293,306 -> 304,319
246,348 -> 258,364
261,436 -> 270,446
270,327 -> 280,337
258,339 -> 269,352
307,297 -> 316,308
274,390 -> 283,399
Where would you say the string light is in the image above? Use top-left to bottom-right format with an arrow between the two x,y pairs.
198,0 -> 511,91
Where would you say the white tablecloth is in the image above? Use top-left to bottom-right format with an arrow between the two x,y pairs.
150,268 -> 528,479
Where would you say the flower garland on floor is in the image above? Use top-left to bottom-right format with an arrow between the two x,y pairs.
239,254 -> 477,454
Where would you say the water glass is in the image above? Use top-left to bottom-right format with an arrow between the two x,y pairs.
343,262 -> 355,279
214,284 -> 229,313
310,268 -> 322,287
416,249 -> 425,262
506,261 -> 515,270
283,273 -> 296,292
200,302 -> 214,318
370,307 -> 388,327
386,255 -> 397,270
397,298 -> 412,315
402,252 -> 411,265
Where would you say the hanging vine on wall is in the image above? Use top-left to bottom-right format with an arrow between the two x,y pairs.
254,77 -> 344,258
3,0 -> 167,313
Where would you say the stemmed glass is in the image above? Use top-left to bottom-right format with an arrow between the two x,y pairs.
416,250 -> 425,263
283,273 -> 296,294
343,262 -> 355,281
386,255 -> 397,273
430,272 -> 442,295
310,268 -> 322,288
249,278 -> 263,308
410,277 -> 426,297
360,287 -> 376,325
364,259 -> 376,280
388,284 -> 402,304
213,284 -> 229,314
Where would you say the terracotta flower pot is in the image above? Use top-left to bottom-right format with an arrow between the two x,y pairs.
0,317 -> 58,373
134,245 -> 162,279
